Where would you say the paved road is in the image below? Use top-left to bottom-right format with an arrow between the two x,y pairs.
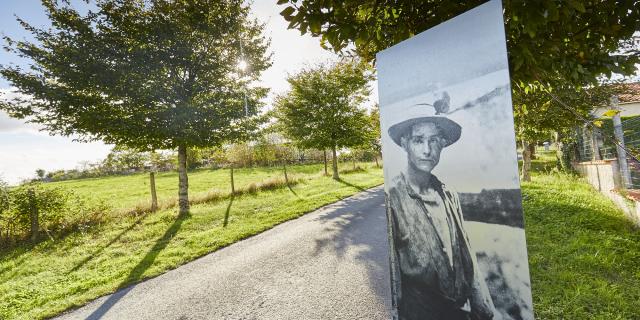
56,187 -> 392,320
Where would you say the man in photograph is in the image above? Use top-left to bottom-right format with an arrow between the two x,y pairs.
386,115 -> 497,320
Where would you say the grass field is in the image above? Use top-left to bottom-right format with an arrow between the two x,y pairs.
46,163 -> 332,210
2,157 -> 640,319
525,172 -> 640,319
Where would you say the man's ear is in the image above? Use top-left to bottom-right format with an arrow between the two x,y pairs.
440,137 -> 449,147
400,136 -> 408,149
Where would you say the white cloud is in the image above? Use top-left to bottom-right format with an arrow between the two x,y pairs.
0,133 -> 112,185
0,88 -> 42,134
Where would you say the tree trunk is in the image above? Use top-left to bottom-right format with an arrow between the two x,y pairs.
332,146 -> 339,180
528,142 -> 536,160
352,156 -> 356,170
374,155 -> 379,168
29,189 -> 38,243
555,132 -> 571,172
230,166 -> 235,194
150,171 -> 158,212
283,160 -> 289,184
323,150 -> 328,176
177,145 -> 189,216
521,139 -> 532,182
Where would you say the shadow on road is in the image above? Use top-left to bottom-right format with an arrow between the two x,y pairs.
85,214 -> 189,320
311,187 -> 391,308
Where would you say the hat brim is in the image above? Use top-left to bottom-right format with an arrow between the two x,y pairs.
388,117 -> 461,147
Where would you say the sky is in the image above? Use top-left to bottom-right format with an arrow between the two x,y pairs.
0,0 -> 338,184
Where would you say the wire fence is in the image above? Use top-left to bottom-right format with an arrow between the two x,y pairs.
576,115 -> 640,190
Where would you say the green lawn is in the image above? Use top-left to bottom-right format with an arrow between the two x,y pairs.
2,159 -> 640,319
46,163 -> 331,210
525,171 -> 640,320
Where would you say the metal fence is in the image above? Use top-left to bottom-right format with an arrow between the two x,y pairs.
576,115 -> 640,190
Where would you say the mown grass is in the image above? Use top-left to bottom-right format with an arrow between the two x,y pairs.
524,162 -> 640,319
0,165 -> 383,319
45,163 -> 332,210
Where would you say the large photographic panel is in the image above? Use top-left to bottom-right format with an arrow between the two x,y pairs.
376,1 -> 534,319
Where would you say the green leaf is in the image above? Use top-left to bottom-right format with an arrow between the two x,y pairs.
280,7 -> 295,18
310,19 -> 321,34
568,0 -> 586,13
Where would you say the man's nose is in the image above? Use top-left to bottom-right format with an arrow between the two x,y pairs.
421,142 -> 431,155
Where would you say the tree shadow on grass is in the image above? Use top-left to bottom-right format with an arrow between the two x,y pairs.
223,196 -> 234,227
69,214 -> 150,273
336,178 -> 366,192
84,214 -> 189,320
286,182 -> 300,198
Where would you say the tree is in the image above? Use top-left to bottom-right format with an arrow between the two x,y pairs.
367,104 -> 382,167
279,1 -> 639,85
0,0 -> 271,215
35,169 -> 46,181
273,60 -> 373,180
512,80 -> 624,180
102,145 -> 148,173
279,0 -> 640,179
11,183 -> 67,243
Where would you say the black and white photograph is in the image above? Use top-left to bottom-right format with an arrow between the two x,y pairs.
376,1 -> 534,319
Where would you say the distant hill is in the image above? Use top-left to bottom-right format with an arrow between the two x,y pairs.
459,189 -> 524,228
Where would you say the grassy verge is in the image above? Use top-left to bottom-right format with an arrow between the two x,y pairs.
525,165 -> 640,319
0,166 -> 383,319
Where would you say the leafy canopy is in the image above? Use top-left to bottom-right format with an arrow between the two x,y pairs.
512,80 -> 625,141
1,0 -> 272,150
278,0 -> 639,85
273,60 -> 374,150
278,0 -> 640,143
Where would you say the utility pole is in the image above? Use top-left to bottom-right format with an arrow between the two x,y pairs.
612,95 -> 632,188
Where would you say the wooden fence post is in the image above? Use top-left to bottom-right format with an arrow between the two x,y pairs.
230,166 -> 235,194
150,171 -> 158,212
323,150 -> 328,175
29,188 -> 39,243
283,160 -> 289,184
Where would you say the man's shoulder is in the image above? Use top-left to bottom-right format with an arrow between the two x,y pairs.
431,175 -> 456,195
386,174 -> 407,199
388,173 -> 409,191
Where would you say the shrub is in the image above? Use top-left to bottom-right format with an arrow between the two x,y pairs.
10,183 -> 68,238
0,179 -> 11,243
0,183 -> 109,246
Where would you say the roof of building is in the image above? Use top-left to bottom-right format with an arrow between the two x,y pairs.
620,82 -> 640,104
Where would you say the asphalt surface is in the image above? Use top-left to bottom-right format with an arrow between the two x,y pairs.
56,186 -> 392,320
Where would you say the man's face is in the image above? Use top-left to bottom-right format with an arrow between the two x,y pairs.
400,122 -> 446,174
